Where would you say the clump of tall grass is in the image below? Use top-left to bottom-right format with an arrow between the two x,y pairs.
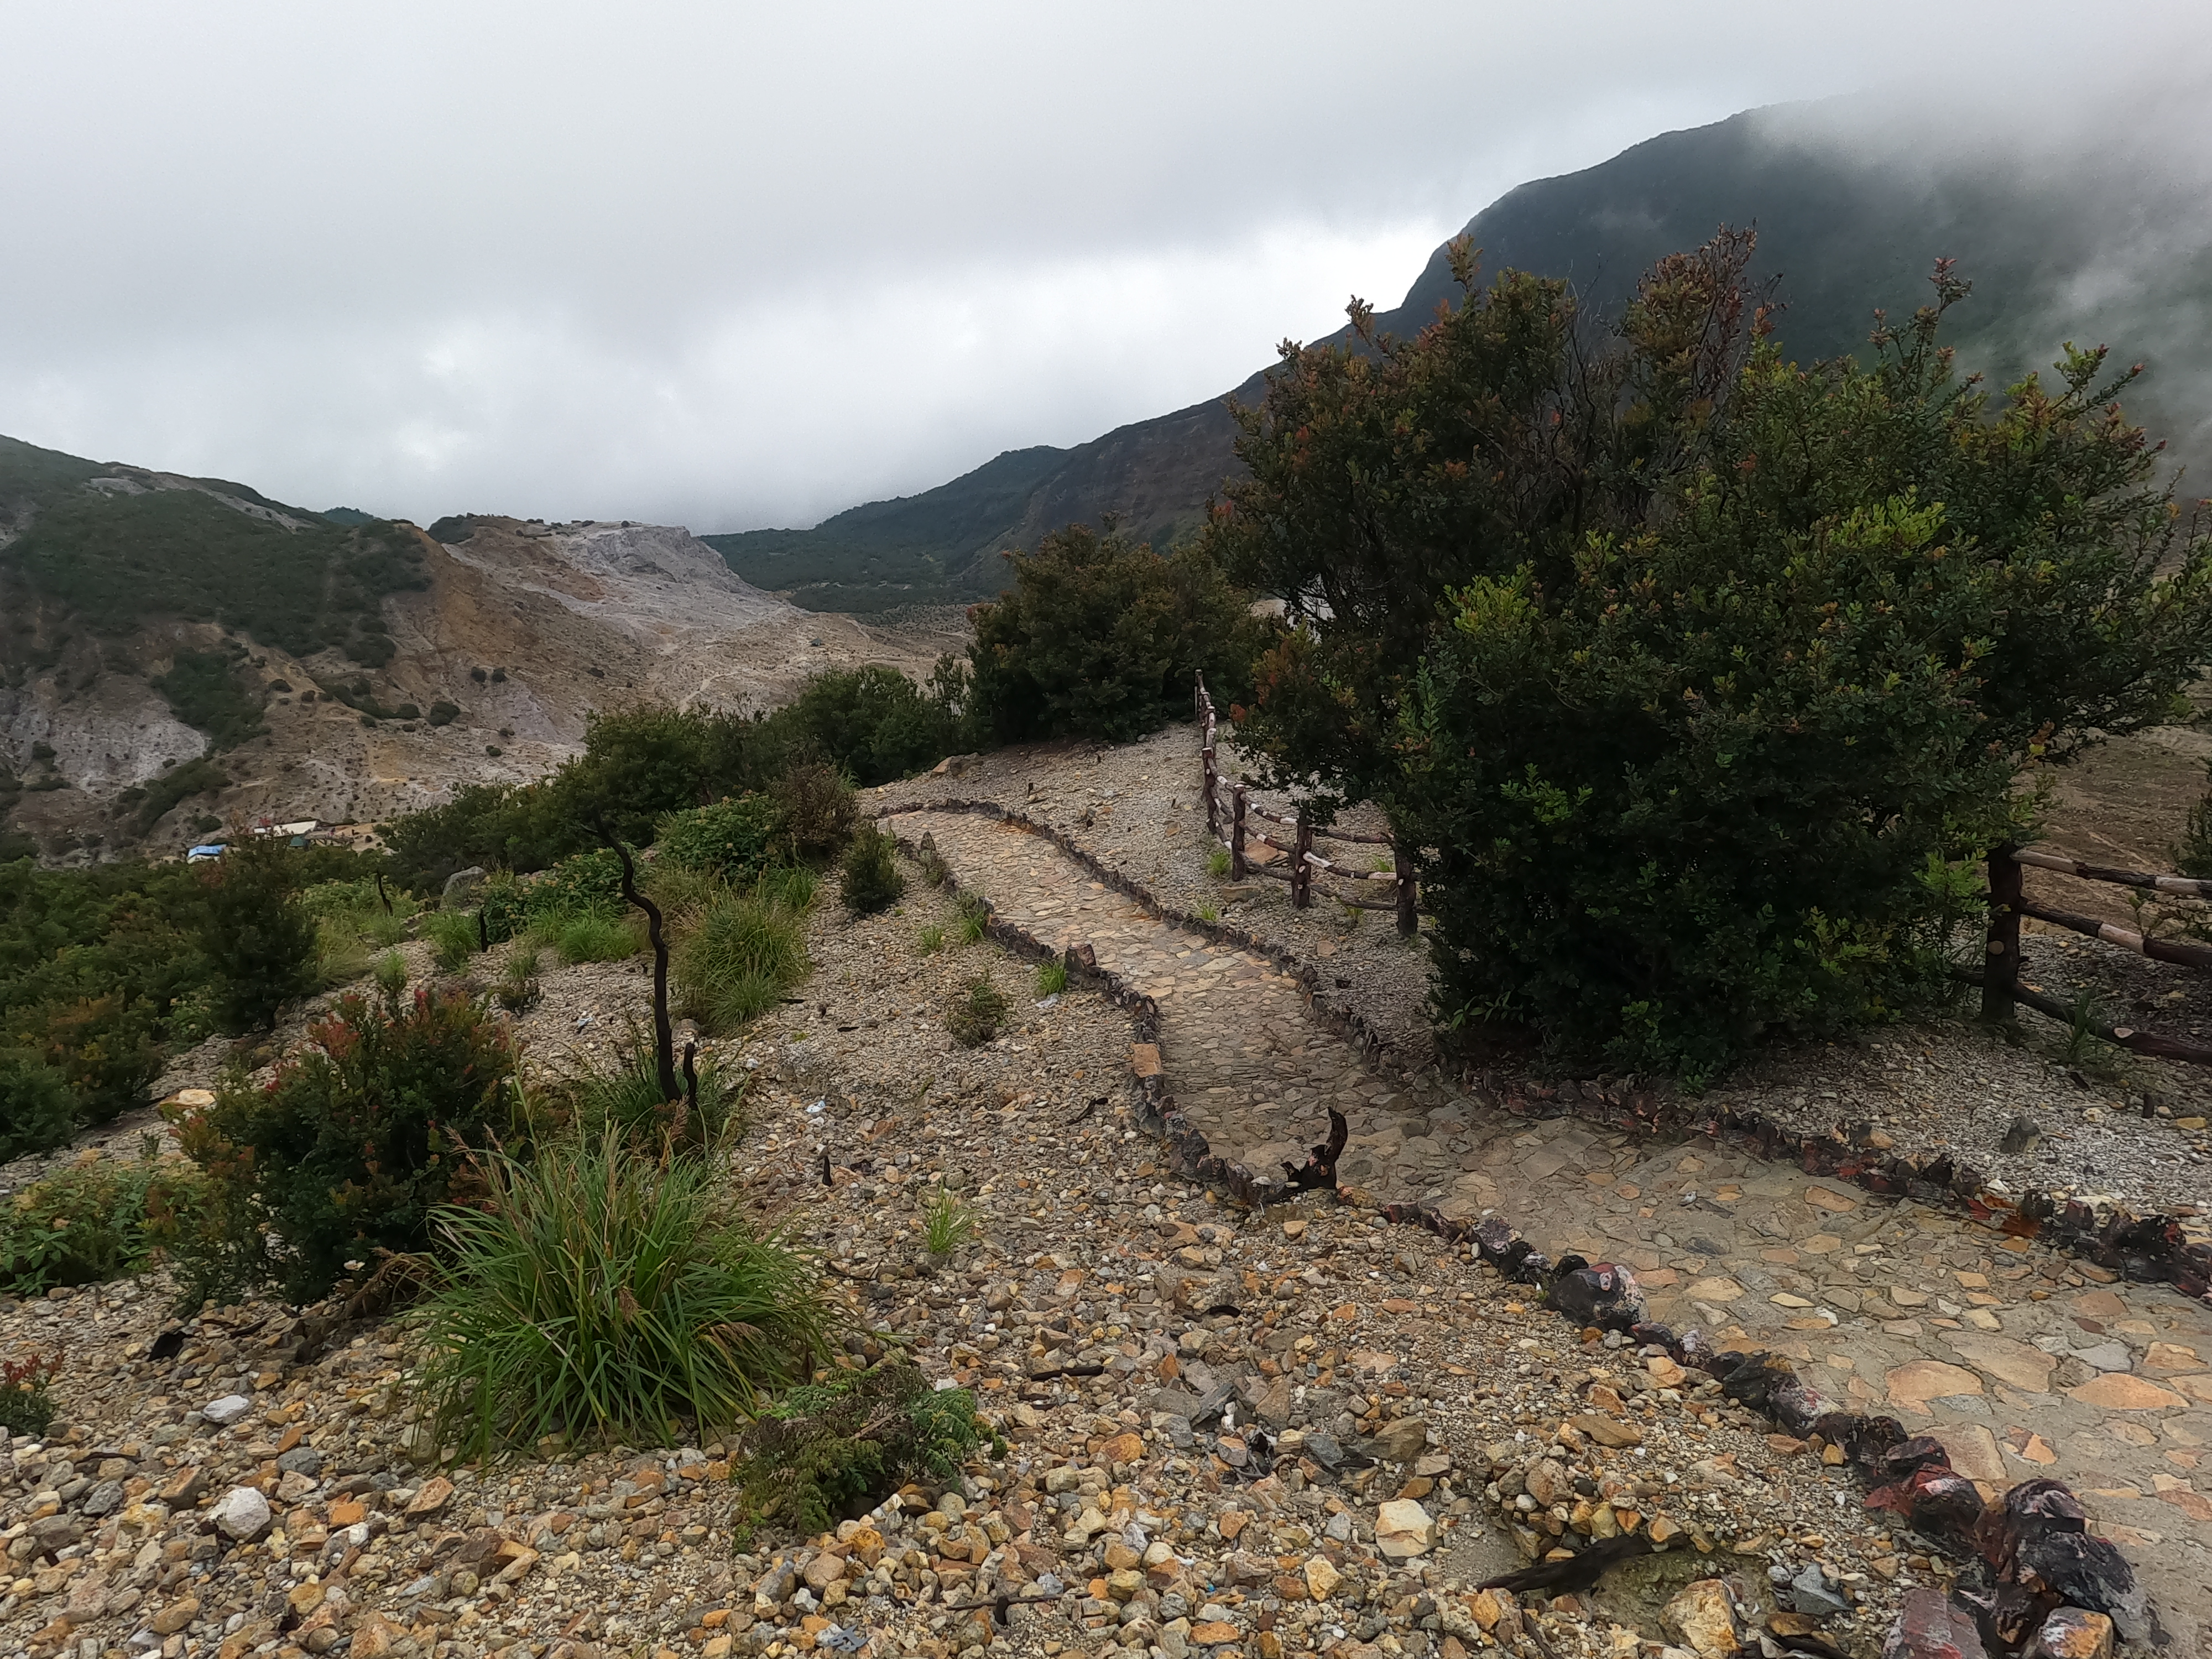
955,894 -> 989,945
1034,958 -> 1067,998
557,1031 -> 745,1150
410,1128 -> 834,1459
916,923 -> 945,956
422,910 -> 481,972
494,945 -> 541,1014
553,912 -> 642,965
675,886 -> 808,1032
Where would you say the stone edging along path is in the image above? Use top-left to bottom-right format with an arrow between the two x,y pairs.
878,802 -> 2167,1647
880,797 -> 2212,1312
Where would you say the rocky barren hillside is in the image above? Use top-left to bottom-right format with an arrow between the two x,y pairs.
0,437 -> 958,860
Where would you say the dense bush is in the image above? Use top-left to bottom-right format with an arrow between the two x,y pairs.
0,1156 -> 211,1295
731,1358 -> 989,1540
839,825 -> 905,915
655,795 -> 780,881
196,836 -> 319,1031
153,648 -> 267,754
411,1128 -> 833,1459
771,763 -> 857,859
168,985 -> 519,1305
776,666 -> 957,784
2,856 -> 208,1159
965,523 -> 1277,744
1214,235 -> 2212,1077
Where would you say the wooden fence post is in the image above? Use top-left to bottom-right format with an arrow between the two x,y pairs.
1231,786 -> 1248,881
1202,745 -> 1218,838
1982,844 -> 2022,1022
1394,841 -> 1417,938
1291,812 -> 1314,909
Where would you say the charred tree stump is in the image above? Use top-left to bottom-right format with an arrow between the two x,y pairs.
595,817 -> 678,1102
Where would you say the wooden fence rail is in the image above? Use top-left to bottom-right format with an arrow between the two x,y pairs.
1193,674 -> 1421,936
1981,843 -> 2212,1066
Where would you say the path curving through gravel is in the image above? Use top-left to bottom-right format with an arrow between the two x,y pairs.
888,804 -> 2212,1650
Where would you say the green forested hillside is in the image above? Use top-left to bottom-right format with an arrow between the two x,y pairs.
0,435 -> 426,666
713,101 -> 2212,611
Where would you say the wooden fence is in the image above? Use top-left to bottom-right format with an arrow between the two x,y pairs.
1192,675 -> 1420,937
1981,844 -> 2212,1065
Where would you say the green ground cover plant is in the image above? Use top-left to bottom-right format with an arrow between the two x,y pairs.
0,1156 -> 211,1295
729,1358 -> 989,1541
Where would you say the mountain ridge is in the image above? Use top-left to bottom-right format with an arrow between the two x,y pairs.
711,101 -> 2212,612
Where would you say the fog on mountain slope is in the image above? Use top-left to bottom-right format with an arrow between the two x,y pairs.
714,86 -> 2212,613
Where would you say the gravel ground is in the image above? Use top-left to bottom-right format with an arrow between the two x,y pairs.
0,854 -> 1944,1659
876,727 -> 2212,1222
875,730 -> 1438,1080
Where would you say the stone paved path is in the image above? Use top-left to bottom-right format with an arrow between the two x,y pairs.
887,807 -> 2212,1647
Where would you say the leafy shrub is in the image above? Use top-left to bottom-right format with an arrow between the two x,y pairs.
655,796 -> 780,881
839,825 -> 904,915
773,763 -> 857,860
2179,762 -> 2212,879
529,847 -> 629,920
196,836 -> 318,1031
731,1358 -> 988,1541
0,1352 -> 60,1439
1217,235 -> 2212,1077
427,700 -> 460,727
423,910 -> 481,972
944,974 -> 1009,1047
0,1156 -> 211,1294
554,913 -> 641,964
0,1051 -> 78,1164
411,1128 -> 833,1460
775,666 -> 958,785
964,524 -> 1278,744
168,987 -> 519,1305
674,888 -> 808,1032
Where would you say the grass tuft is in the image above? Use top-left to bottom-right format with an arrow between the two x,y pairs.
1207,847 -> 1231,878
423,910 -> 480,972
921,1184 -> 974,1258
916,923 -> 945,956
675,887 -> 809,1032
554,912 -> 643,964
955,894 -> 989,945
1035,958 -> 1067,997
411,1128 -> 833,1460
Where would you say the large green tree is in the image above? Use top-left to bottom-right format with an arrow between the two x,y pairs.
1207,234 -> 2212,1076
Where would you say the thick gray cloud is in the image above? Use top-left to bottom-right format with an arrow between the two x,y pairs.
1,2 -> 2206,529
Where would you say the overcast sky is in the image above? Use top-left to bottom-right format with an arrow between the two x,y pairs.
2,3 -> 2206,533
